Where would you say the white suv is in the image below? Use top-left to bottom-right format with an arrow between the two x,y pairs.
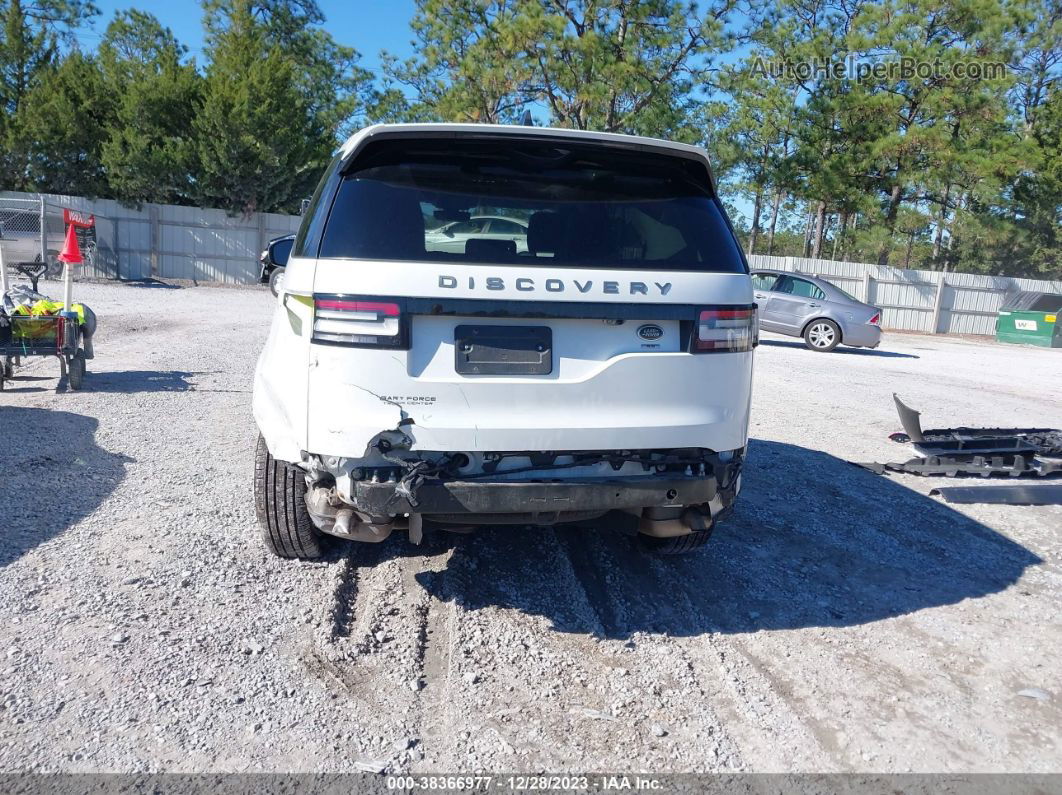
252,123 -> 756,558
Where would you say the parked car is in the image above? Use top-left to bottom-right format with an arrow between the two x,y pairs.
259,234 -> 294,296
751,269 -> 881,351
424,214 -> 529,255
0,208 -> 63,275
253,123 -> 756,560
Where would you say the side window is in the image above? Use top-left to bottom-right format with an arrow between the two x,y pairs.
448,219 -> 487,235
294,153 -> 343,258
778,277 -> 825,299
271,237 -> 293,266
751,273 -> 777,291
488,219 -> 525,235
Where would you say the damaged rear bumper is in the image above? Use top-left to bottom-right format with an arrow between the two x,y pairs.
350,474 -> 731,519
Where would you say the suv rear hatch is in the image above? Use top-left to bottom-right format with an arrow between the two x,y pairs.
300,132 -> 754,457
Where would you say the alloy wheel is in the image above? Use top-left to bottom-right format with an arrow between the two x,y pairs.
808,322 -> 835,348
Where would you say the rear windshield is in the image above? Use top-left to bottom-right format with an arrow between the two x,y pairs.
313,138 -> 746,273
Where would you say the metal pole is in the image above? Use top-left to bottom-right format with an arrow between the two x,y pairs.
0,241 -> 8,296
63,258 -> 73,311
932,274 -> 947,334
149,205 -> 160,278
38,197 -> 46,270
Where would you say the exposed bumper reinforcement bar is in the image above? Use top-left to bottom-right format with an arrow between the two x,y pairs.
350,475 -> 721,518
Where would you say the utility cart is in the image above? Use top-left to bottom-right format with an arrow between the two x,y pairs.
0,225 -> 89,391
0,313 -> 87,391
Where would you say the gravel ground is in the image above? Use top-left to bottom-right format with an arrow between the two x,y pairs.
0,279 -> 1058,773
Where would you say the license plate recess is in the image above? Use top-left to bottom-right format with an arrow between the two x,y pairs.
454,325 -> 552,375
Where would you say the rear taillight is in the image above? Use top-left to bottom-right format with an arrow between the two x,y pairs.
312,297 -> 407,348
694,306 -> 757,353
868,312 -> 881,326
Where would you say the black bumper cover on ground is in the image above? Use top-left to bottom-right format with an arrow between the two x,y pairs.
351,474 -> 723,519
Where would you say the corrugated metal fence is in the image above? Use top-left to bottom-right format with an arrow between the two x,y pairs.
1,190 -> 301,285
748,255 -> 1062,336
4,190 -> 1060,336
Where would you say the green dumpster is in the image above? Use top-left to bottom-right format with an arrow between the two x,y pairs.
996,291 -> 1062,347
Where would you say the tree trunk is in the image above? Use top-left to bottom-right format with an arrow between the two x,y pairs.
811,201 -> 827,259
835,210 -> 850,260
766,189 -> 783,256
932,183 -> 951,265
903,231 -> 915,268
877,184 -> 903,267
802,208 -> 814,258
747,188 -> 763,257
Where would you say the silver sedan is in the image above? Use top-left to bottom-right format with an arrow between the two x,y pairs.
751,269 -> 882,352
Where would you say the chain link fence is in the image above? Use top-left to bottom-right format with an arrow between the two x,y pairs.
0,196 -> 117,292
0,196 -> 49,274
4,190 -> 299,285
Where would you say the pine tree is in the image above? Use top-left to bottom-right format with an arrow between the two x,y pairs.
202,0 -> 374,137
0,0 -> 99,188
193,0 -> 324,213
12,51 -> 112,196
384,0 -> 734,138
99,11 -> 202,205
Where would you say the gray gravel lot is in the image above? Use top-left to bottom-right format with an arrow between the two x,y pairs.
0,280 -> 1059,773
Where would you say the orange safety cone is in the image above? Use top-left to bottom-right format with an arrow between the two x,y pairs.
58,223 -> 83,264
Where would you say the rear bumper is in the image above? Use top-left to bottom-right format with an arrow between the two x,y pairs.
349,472 -> 738,520
844,323 -> 882,348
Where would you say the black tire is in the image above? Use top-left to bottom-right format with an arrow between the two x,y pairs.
254,435 -> 323,559
637,531 -> 712,555
803,318 -> 841,352
68,351 -> 86,391
268,267 -> 286,297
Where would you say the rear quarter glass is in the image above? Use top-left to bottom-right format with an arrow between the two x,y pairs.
312,138 -> 747,274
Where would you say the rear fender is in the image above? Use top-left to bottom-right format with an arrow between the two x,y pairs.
253,290 -> 314,463
801,314 -> 843,341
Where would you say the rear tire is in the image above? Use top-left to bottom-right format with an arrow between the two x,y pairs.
68,351 -> 86,390
803,319 -> 841,352
254,435 -> 324,560
637,531 -> 712,555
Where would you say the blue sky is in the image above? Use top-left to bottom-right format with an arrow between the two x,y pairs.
87,1 -> 418,73
83,2 -> 755,222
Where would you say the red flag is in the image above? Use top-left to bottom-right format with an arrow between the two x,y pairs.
63,208 -> 94,229
57,224 -> 83,265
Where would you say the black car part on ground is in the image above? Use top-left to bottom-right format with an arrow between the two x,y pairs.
856,394 -> 1062,479
929,484 -> 1062,505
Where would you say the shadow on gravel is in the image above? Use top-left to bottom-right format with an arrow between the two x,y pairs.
759,339 -> 919,359
120,279 -> 183,289
0,407 -> 132,567
405,439 -> 1040,638
84,370 -> 197,393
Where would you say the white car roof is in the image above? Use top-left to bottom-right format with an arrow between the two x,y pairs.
337,123 -> 716,189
